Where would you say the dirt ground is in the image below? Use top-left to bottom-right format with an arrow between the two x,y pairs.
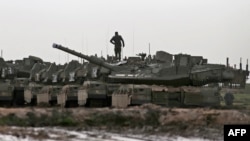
0,104 -> 250,140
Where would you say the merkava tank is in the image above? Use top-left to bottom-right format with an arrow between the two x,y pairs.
13,56 -> 50,106
0,55 -> 49,106
34,61 -> 77,106
0,57 -> 25,106
27,62 -> 64,106
23,54 -> 106,107
52,43 -> 242,87
24,58 -> 53,106
54,61 -> 114,107
34,59 -> 95,106
25,58 -> 88,106
52,43 -> 249,108
0,57 -> 14,106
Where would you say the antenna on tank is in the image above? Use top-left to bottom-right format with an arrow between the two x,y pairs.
226,57 -> 229,67
246,59 -> 249,72
1,50 -> 2,58
240,57 -> 242,70
148,43 -> 151,55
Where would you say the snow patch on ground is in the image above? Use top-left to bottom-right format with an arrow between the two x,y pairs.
0,127 -> 218,141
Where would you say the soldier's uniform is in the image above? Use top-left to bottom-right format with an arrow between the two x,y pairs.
110,32 -> 125,61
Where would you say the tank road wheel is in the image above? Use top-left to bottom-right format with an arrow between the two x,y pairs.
0,99 -> 12,107
86,98 -> 108,107
49,100 -> 57,106
12,88 -> 25,107
65,100 -> 78,108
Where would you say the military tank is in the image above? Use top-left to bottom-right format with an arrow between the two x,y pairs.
51,43 -> 250,108
0,56 -> 48,106
52,43 -> 246,87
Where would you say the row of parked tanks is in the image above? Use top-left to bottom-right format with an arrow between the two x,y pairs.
0,43 -> 249,108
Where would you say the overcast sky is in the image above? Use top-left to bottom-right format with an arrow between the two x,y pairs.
0,0 -> 250,70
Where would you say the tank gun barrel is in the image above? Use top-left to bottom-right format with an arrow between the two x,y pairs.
52,43 -> 117,71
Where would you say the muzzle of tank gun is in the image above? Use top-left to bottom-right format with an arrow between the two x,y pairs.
52,43 -> 60,48
222,69 -> 234,80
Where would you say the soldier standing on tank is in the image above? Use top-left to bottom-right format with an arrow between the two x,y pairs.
110,31 -> 125,61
